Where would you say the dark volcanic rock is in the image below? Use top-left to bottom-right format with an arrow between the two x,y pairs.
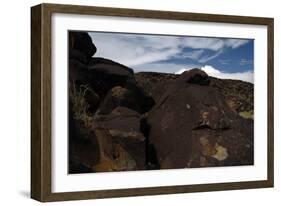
69,55 -> 155,114
69,32 -> 97,62
98,86 -> 155,115
177,68 -> 210,86
69,48 -> 89,64
68,32 -> 254,173
210,77 -> 254,119
135,72 -> 178,103
146,69 -> 253,169
93,107 -> 146,170
69,160 -> 93,174
135,71 -> 253,118
68,103 -> 100,173
69,57 -> 135,98
83,87 -> 100,114
188,119 -> 253,168
89,57 -> 134,76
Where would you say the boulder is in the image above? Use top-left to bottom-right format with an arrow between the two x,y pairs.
89,57 -> 134,75
68,103 -> 100,173
147,69 -> 253,169
69,57 -> 135,98
69,32 -> 97,62
93,107 -> 146,170
69,48 -> 89,64
135,72 -> 178,103
188,120 -> 253,168
97,85 -> 155,115
177,68 -> 210,85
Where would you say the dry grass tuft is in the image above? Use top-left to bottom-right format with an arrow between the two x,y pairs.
69,81 -> 91,121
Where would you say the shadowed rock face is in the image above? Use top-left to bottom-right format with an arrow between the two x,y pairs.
97,86 -> 155,115
68,32 -> 154,172
69,58 -> 134,98
94,107 -> 146,170
68,31 -> 254,173
68,103 -> 100,173
146,70 -> 253,169
69,32 -> 97,63
177,68 -> 210,85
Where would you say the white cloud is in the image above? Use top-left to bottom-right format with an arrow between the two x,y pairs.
175,68 -> 191,75
90,33 -> 182,66
201,65 -> 221,75
89,32 -> 250,67
89,32 -> 253,83
181,37 -> 225,51
134,63 -> 199,74
225,39 -> 250,49
175,65 -> 253,83
182,50 -> 204,60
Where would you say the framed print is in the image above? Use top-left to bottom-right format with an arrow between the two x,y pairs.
31,3 -> 274,202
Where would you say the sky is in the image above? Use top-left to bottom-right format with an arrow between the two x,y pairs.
88,31 -> 254,83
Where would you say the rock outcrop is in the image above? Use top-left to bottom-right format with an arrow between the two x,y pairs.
97,86 -> 154,115
69,57 -> 133,98
68,31 -> 254,173
94,107 -> 146,171
69,32 -> 97,63
146,69 -> 253,169
68,32 -> 154,172
68,103 -> 100,173
210,78 -> 254,119
135,72 -> 177,103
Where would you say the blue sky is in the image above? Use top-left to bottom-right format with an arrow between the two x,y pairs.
88,31 -> 254,83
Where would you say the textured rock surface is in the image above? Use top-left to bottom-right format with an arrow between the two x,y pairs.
68,103 -> 100,173
94,107 -> 146,170
177,68 -> 210,85
68,31 -> 254,173
135,72 -> 177,103
97,86 -> 154,115
146,69 -> 253,169
210,78 -> 254,119
69,58 -> 134,98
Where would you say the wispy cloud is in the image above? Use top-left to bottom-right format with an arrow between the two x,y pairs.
225,39 -> 250,49
88,32 -> 253,82
89,32 -> 250,67
175,65 -> 253,83
198,50 -> 224,63
181,50 -> 204,61
90,33 -> 181,66
180,37 -> 225,51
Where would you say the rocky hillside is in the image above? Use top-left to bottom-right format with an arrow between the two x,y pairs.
68,32 -> 254,173
135,72 -> 254,119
